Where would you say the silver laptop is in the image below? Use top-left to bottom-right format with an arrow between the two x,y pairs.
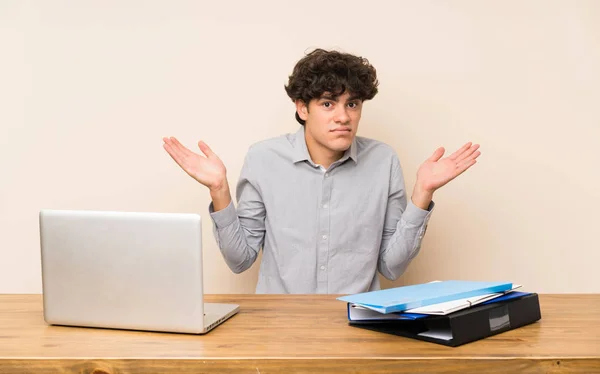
39,209 -> 239,334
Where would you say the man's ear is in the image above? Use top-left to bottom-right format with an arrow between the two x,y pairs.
295,99 -> 308,121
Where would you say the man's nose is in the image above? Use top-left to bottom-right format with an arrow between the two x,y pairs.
333,106 -> 350,123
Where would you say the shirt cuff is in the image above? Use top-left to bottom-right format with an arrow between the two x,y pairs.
209,200 -> 238,229
402,200 -> 435,226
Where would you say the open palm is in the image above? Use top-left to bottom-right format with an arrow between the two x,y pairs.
162,137 -> 226,191
417,142 -> 481,193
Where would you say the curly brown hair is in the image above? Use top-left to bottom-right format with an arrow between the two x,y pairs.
284,48 -> 379,125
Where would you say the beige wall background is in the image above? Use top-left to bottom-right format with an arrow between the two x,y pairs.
1,0 -> 599,294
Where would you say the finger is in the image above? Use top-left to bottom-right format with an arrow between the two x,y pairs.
169,137 -> 199,159
457,150 -> 481,165
448,142 -> 472,160
164,142 -> 198,175
198,141 -> 215,159
163,142 -> 186,167
456,158 -> 477,175
428,147 -> 445,162
455,144 -> 480,163
163,137 -> 189,163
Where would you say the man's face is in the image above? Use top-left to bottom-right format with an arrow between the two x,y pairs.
296,92 -> 363,154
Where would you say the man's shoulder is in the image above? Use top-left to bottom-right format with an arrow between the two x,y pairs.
355,136 -> 399,159
247,134 -> 292,152
244,131 -> 296,160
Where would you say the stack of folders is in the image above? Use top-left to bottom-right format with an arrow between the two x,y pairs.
337,280 -> 542,347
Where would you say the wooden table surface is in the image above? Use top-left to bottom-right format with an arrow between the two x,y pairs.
1,294 -> 599,373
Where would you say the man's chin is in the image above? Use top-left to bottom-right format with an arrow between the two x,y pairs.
327,140 -> 352,153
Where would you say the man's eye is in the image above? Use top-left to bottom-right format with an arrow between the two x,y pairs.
323,102 -> 331,108
348,102 -> 359,108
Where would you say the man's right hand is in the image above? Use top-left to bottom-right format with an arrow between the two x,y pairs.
162,137 -> 228,192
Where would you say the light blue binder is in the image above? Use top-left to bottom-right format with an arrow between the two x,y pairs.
337,280 -> 513,314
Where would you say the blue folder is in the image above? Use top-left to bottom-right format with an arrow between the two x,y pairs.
337,280 -> 513,314
347,291 -> 532,321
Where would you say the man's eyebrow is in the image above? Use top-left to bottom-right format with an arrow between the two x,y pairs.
318,94 -> 361,102
318,94 -> 337,101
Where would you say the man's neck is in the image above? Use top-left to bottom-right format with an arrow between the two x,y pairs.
305,134 -> 344,169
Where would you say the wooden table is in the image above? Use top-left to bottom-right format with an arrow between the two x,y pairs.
1,294 -> 599,373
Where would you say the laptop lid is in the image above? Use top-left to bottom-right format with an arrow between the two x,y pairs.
39,209 -> 208,333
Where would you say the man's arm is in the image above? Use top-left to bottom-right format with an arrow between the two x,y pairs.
209,183 -> 233,212
377,142 -> 481,279
377,158 -> 433,280
163,137 -> 265,274
209,151 -> 266,274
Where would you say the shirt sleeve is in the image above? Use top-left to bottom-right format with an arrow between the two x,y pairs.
208,150 -> 266,274
377,155 -> 434,280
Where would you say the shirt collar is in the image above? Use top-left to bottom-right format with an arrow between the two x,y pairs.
292,126 -> 358,165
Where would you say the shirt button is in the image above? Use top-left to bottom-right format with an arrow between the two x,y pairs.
320,265 -> 326,271
322,235 -> 327,240
324,173 -> 329,177
322,204 -> 328,209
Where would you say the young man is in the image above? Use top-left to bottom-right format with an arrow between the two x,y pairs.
163,49 -> 480,294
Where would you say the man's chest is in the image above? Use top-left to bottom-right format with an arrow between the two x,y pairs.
258,162 -> 390,232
